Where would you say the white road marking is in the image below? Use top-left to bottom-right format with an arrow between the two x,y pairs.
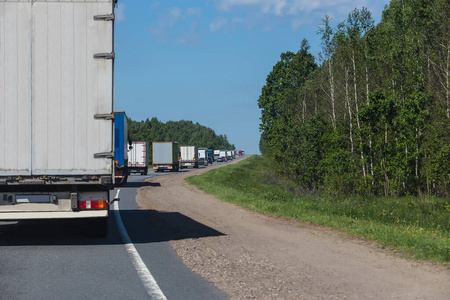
112,189 -> 167,300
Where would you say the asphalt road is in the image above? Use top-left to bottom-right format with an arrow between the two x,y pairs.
0,160 -> 237,299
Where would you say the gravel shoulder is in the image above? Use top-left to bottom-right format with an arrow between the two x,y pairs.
137,157 -> 450,299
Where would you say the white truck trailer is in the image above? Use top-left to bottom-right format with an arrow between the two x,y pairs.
128,142 -> 149,175
180,145 -> 199,168
198,148 -> 208,166
218,150 -> 228,162
0,0 -> 117,237
214,150 -> 220,161
152,142 -> 179,172
226,150 -> 232,160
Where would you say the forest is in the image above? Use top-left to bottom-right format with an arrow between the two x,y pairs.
258,0 -> 450,197
127,117 -> 235,157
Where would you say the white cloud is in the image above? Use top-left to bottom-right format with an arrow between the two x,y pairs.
166,7 -> 184,27
210,17 -> 228,33
218,0 -> 262,11
150,2 -> 161,10
211,0 -> 384,34
290,18 -> 312,32
216,0 -> 372,17
148,6 -> 203,45
273,1 -> 288,16
187,8 -> 202,16
209,16 -> 243,33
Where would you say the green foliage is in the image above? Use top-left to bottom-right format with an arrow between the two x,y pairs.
128,117 -> 234,158
258,1 -> 450,196
187,155 -> 450,263
258,132 -> 269,156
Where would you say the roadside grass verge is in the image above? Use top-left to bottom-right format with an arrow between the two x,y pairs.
185,155 -> 450,264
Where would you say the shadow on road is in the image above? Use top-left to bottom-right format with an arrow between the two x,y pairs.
119,181 -> 161,188
130,209 -> 225,243
0,209 -> 225,246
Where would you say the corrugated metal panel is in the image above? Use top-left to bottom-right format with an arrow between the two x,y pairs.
129,142 -> 146,166
32,1 -> 113,175
153,143 -> 177,164
0,2 -> 32,175
0,0 -> 114,176
180,146 -> 198,162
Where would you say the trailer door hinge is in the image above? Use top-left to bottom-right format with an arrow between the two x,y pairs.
94,113 -> 115,120
94,14 -> 115,21
94,152 -> 115,159
94,52 -> 115,60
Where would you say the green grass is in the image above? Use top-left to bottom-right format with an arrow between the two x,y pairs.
185,155 -> 450,264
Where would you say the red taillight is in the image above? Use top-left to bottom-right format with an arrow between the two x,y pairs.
79,200 -> 107,210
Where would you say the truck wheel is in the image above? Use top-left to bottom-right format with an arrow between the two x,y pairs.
86,217 -> 108,238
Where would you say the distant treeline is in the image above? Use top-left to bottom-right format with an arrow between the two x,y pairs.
258,0 -> 450,196
128,117 -> 235,157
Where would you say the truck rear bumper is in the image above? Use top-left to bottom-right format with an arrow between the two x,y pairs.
129,167 -> 146,173
180,162 -> 196,167
0,210 -> 108,221
153,165 -> 174,170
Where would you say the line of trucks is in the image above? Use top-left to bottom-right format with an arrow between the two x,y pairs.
0,0 -> 242,238
152,143 -> 238,172
112,119 -> 240,177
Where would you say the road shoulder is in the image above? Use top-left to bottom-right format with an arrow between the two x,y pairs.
137,158 -> 450,299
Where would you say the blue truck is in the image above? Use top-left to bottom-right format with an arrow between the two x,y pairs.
114,111 -> 131,186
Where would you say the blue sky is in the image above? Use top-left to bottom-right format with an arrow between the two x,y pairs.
114,0 -> 390,154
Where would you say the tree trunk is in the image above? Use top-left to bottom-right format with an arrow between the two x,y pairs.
329,59 -> 336,130
447,42 -> 449,118
345,68 -> 354,154
365,43 -> 370,105
352,50 -> 366,177
384,123 -> 389,196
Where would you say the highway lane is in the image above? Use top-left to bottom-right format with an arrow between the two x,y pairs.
0,164 -> 229,299
113,170 -> 226,299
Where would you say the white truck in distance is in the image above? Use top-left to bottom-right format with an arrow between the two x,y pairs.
218,150 -> 228,162
227,150 -> 232,161
198,148 -> 208,166
152,142 -> 179,172
214,150 -> 220,161
180,145 -> 199,168
128,142 -> 149,175
0,0 -> 117,237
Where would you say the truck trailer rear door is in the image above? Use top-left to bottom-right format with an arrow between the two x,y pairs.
0,0 -> 115,176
